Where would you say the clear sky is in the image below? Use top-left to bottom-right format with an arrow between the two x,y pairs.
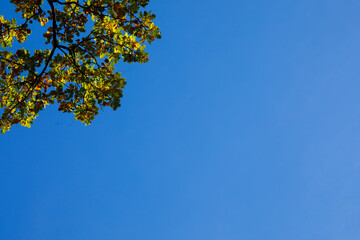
1,0 -> 360,239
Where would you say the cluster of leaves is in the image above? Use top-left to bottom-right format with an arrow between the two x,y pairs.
0,0 -> 161,133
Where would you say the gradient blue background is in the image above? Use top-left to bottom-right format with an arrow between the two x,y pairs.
1,0 -> 360,239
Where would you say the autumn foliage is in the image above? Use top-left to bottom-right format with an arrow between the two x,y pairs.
0,0 -> 161,133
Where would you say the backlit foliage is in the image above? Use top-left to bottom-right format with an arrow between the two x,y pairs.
0,0 -> 161,133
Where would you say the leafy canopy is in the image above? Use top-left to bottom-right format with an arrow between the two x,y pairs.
0,0 -> 161,133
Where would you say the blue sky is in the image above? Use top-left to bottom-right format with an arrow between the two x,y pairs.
1,0 -> 360,239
